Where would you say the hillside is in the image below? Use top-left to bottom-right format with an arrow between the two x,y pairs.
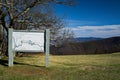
51,37 -> 120,55
70,37 -> 103,42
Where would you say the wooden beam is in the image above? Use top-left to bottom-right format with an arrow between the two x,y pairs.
8,28 -> 13,67
45,29 -> 50,67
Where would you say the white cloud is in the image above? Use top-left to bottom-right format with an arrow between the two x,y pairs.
70,25 -> 120,38
71,25 -> 120,31
63,19 -> 97,26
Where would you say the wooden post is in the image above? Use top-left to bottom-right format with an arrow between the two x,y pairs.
8,28 -> 13,67
45,29 -> 50,67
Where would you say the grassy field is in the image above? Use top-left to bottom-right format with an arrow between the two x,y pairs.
0,53 -> 120,80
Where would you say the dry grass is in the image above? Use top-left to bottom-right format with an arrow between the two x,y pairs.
0,52 -> 120,80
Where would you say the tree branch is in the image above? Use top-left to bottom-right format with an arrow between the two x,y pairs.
14,0 -> 42,19
0,3 -> 9,8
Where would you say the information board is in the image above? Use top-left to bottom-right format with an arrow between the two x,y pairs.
12,32 -> 44,52
8,28 -> 50,67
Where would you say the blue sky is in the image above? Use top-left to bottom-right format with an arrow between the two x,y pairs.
54,0 -> 120,38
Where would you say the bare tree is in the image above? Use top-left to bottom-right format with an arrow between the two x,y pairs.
52,28 -> 74,47
0,0 -> 75,57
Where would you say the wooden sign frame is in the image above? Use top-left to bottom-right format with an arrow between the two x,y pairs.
8,28 -> 50,67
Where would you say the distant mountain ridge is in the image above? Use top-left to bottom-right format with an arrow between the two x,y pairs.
51,36 -> 120,55
70,37 -> 103,42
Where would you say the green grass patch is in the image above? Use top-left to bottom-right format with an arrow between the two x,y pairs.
0,52 -> 120,80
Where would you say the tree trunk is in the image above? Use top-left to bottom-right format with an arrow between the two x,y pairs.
0,15 -> 8,57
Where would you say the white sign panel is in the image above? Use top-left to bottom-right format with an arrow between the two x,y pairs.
12,32 -> 44,52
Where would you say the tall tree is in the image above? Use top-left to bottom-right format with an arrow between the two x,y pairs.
0,0 -> 75,56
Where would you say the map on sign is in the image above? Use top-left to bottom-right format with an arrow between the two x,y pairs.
12,32 -> 44,52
